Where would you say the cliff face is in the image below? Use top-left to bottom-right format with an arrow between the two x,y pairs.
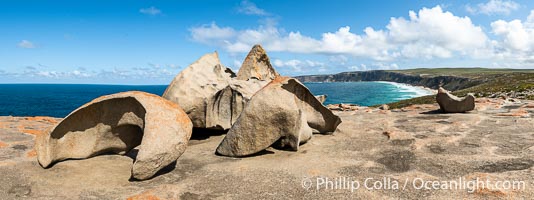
295,70 -> 482,91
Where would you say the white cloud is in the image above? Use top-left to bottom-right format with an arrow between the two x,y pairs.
273,59 -> 325,72
373,63 -> 400,70
329,55 -> 349,65
105,64 -> 181,79
18,40 -> 35,48
7,62 -> 182,81
237,0 -> 268,16
139,6 -> 161,16
190,6 -> 489,61
30,70 -> 93,79
347,63 -> 399,71
387,6 -> 489,59
190,5 -> 534,71
491,10 -> 534,62
232,59 -> 242,69
466,0 -> 519,15
190,22 -> 237,45
348,64 -> 367,71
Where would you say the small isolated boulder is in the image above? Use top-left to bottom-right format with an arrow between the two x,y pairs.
236,44 -> 279,81
315,95 -> 327,104
436,87 -> 475,113
216,77 -> 342,157
162,52 -> 235,128
379,104 -> 389,110
36,91 -> 193,180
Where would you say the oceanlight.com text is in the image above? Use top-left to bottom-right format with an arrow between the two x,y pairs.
301,176 -> 526,193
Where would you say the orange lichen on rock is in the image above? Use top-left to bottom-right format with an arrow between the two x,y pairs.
475,98 -> 491,103
23,129 -> 44,135
307,169 -> 321,176
16,124 -> 26,133
473,187 -> 510,198
0,122 -> 7,129
24,116 -> 59,124
496,109 -> 529,117
0,141 -> 8,148
269,76 -> 289,84
127,191 -> 160,200
26,149 -> 37,158
17,124 -> 45,135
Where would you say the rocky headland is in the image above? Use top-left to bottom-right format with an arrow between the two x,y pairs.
295,70 -> 480,91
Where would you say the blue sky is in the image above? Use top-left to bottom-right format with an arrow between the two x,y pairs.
1,0 -> 534,84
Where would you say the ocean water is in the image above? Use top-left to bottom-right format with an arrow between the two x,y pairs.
305,81 -> 433,106
0,82 -> 432,118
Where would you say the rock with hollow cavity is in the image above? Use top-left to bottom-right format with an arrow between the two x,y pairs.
36,91 -> 193,180
162,52 -> 235,128
315,95 -> 327,104
216,77 -> 341,157
236,44 -> 279,81
206,79 -> 269,130
436,87 -> 475,113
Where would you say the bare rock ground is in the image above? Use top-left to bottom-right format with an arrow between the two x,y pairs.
0,98 -> 533,199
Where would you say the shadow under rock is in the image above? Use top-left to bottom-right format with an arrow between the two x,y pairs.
125,148 -> 139,160
128,160 -> 177,182
215,149 -> 275,158
420,109 -> 477,115
190,128 -> 228,140
420,109 -> 443,114
126,147 -> 177,182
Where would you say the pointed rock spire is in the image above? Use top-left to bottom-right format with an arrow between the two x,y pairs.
236,44 -> 279,81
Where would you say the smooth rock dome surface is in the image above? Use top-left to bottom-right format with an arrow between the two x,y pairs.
36,91 -> 193,180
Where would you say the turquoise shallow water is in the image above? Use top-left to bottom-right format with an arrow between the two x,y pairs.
0,82 -> 432,117
304,81 -> 433,106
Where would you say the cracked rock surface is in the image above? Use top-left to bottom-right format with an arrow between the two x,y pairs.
0,98 -> 532,199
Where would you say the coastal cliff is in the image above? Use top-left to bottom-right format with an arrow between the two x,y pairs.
295,70 -> 482,91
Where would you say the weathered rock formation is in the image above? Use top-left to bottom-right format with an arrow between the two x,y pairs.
164,45 -> 280,130
236,44 -> 279,81
436,87 -> 475,113
206,79 -> 268,130
216,77 -> 341,157
162,52 -> 235,128
35,91 -> 193,180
